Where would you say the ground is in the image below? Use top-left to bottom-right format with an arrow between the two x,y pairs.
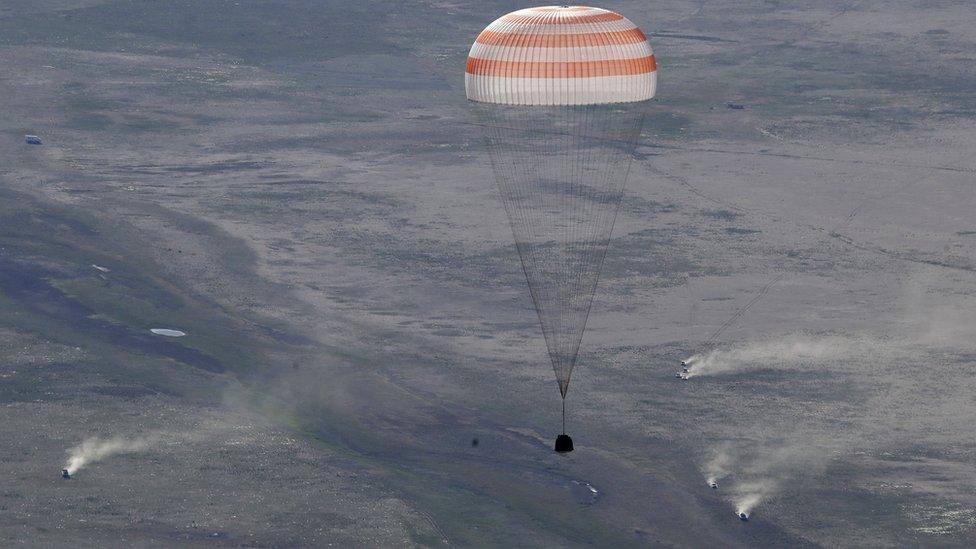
1,0 -> 976,546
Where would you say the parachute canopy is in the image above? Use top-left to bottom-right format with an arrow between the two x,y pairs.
467,6 -> 655,399
465,6 -> 657,106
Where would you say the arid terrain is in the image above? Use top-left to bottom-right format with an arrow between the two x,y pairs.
2,1 -> 976,546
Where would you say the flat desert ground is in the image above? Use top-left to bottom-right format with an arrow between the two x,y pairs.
2,1 -> 976,546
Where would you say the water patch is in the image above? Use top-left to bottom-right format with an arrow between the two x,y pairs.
150,328 -> 186,337
570,480 -> 600,505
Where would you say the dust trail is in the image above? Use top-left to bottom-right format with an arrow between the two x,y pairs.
684,278 -> 976,380
733,480 -> 777,519
704,444 -> 733,487
678,273 -> 787,375
711,440 -> 843,521
64,436 -> 154,475
693,274 -> 976,524
683,333 -> 885,378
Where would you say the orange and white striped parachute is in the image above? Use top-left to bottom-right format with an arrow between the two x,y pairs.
466,7 -> 655,443
465,5 -> 657,105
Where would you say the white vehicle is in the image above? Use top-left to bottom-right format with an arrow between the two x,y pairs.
737,512 -> 749,521
709,481 -> 718,489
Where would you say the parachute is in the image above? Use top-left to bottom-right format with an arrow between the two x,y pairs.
466,6 -> 656,449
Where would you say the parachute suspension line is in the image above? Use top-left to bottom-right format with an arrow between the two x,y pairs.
481,104 -> 644,399
562,397 -> 566,435
468,5 -> 656,453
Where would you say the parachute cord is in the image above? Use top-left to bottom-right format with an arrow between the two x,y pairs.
562,398 -> 566,435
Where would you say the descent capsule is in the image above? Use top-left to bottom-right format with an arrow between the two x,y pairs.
466,5 -> 656,451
